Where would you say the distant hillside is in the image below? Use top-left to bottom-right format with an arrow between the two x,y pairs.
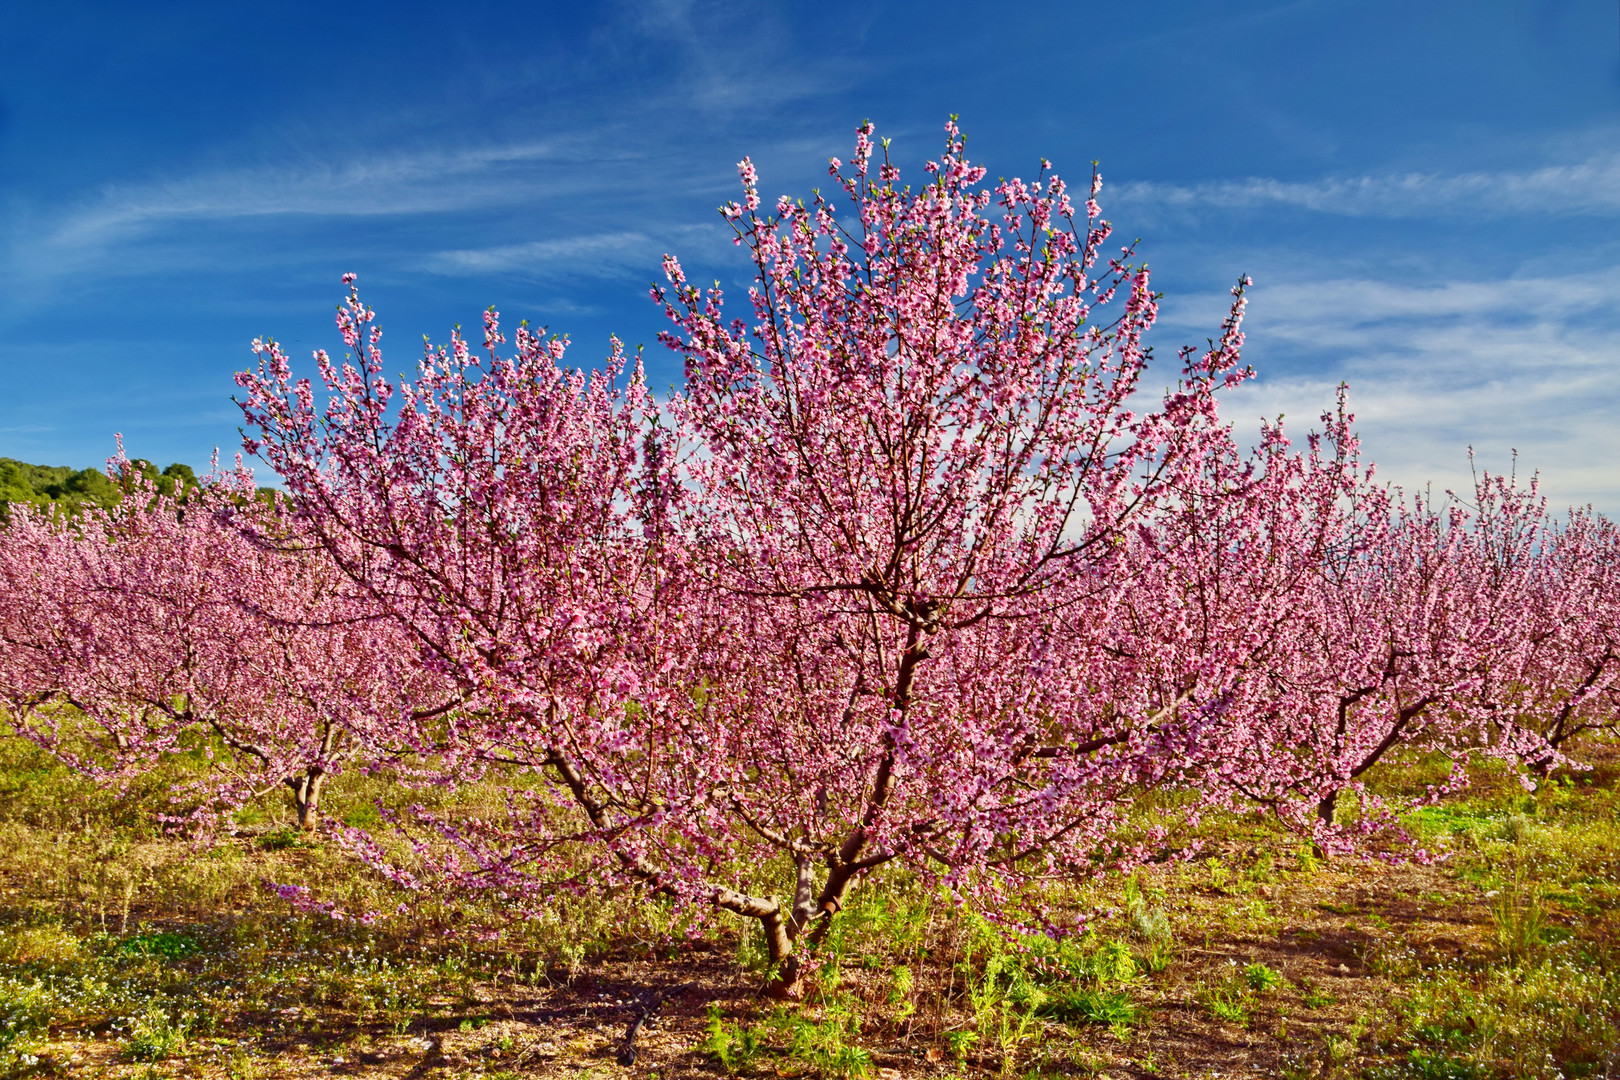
0,457 -> 198,517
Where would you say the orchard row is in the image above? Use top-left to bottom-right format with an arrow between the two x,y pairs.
1,122 -> 1614,998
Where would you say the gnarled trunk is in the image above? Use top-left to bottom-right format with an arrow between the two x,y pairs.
732,856 -> 855,1002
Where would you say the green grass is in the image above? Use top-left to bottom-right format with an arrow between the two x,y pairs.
0,722 -> 1615,1077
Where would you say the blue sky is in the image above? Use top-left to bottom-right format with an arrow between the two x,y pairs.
2,0 -> 1616,510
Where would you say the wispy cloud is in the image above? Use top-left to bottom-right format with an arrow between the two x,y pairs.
20,2 -> 851,268
1167,268 -> 1620,510
46,142 -> 569,247
425,230 -> 657,277
0,135 -> 740,305
1113,151 -> 1620,219
609,0 -> 863,114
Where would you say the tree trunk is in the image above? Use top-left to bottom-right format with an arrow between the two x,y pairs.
759,860 -> 858,1000
1316,788 -> 1338,828
1310,789 -> 1339,863
285,767 -> 326,831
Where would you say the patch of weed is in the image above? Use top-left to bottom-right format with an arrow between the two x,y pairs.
1243,961 -> 1284,992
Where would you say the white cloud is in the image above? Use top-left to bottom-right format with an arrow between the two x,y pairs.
1113,152 -> 1620,219
1164,269 -> 1620,512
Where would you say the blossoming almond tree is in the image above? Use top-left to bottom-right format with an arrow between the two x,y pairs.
1181,449 -> 1564,849
1468,492 -> 1620,765
236,282 -> 689,892
1529,507 -> 1620,752
653,120 -> 1265,993
1046,398 -> 1376,833
0,458 -> 431,832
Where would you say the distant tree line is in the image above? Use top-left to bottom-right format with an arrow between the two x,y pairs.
0,458 -> 199,518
